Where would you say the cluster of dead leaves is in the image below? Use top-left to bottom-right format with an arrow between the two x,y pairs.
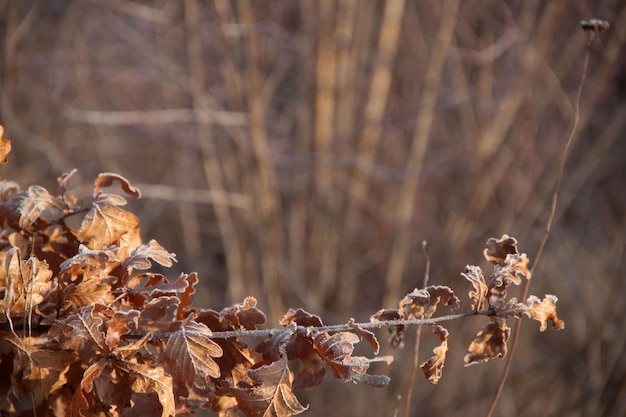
0,130 -> 390,417
370,235 -> 564,384
0,127 -> 563,416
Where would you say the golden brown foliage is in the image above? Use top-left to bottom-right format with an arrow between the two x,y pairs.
0,138 -> 563,415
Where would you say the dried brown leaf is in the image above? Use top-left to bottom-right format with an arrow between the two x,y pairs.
370,308 -> 404,348
57,169 -> 79,208
0,126 -> 11,163
280,308 -> 323,327
462,265 -> 487,312
483,234 -> 519,265
464,318 -> 510,366
176,273 -> 198,320
59,244 -> 120,278
348,318 -> 380,354
233,352 -> 308,417
496,294 -> 565,331
18,185 -> 66,229
420,325 -> 449,384
398,285 -> 459,319
124,239 -> 177,271
0,250 -> 55,318
164,316 -> 223,388
75,195 -> 139,249
62,278 -> 114,314
8,337 -> 76,408
124,362 -> 175,417
94,172 -> 142,199
312,331 -> 390,387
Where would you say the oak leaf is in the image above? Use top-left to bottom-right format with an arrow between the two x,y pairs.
233,352 -> 308,417
464,318 -> 510,366
420,325 -> 449,384
496,294 -> 565,331
123,239 -> 177,271
312,331 -> 389,387
483,234 -> 519,265
164,316 -> 223,388
75,194 -> 139,249
124,361 -> 175,417
18,185 -> 66,229
0,250 -> 55,319
93,172 -> 142,199
8,337 -> 76,409
398,285 -> 460,319
462,265 -> 488,312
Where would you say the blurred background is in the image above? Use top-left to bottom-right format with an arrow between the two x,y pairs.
1,1 -> 625,416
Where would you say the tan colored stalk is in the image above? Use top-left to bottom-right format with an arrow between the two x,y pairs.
383,0 -> 461,308
239,0 -> 286,321
184,0 -> 246,304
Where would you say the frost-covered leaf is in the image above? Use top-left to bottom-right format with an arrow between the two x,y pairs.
312,331 -> 389,387
164,316 -> 223,388
483,234 -> 519,265
124,239 -> 177,271
18,185 -> 66,228
124,362 -> 175,417
94,172 -> 142,199
75,194 -> 139,249
62,278 -> 114,314
370,308 -> 404,348
233,352 -> 308,417
348,318 -> 380,355
398,285 -> 459,319
420,325 -> 448,384
54,304 -> 111,353
198,297 -> 267,332
462,265 -> 487,312
59,244 -> 120,278
0,250 -> 55,318
464,318 -> 510,366
496,294 -> 565,331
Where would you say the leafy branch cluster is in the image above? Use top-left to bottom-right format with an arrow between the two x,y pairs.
0,128 -> 563,417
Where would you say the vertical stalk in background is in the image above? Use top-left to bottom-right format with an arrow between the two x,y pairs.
341,0 -> 406,313
311,0 -> 340,303
184,0 -> 246,305
239,0 -> 286,322
383,0 -> 461,309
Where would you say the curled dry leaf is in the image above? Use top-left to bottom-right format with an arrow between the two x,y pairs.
18,185 -> 67,229
0,125 -> 11,163
233,351 -> 308,417
348,318 -> 380,355
312,330 -> 389,387
398,285 -> 460,319
420,325 -> 449,384
483,234 -> 519,265
124,239 -> 177,271
196,297 -> 267,333
57,168 -> 79,208
464,318 -> 510,366
496,294 -> 565,331
462,265 -> 487,312
93,172 -> 142,199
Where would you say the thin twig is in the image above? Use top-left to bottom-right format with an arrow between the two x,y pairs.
484,28 -> 596,417
404,241 -> 431,417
